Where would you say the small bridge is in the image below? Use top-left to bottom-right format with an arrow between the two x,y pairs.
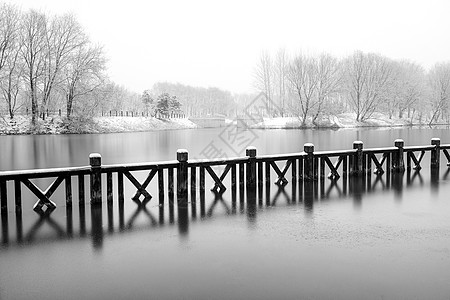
0,138 -> 449,215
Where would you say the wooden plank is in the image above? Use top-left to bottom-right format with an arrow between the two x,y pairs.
0,180 -> 7,211
200,166 -> 205,192
158,168 -> 164,205
291,159 -> 297,183
190,167 -> 196,199
78,174 -> 85,203
118,171 -> 124,204
14,180 -> 21,211
168,168 -> 174,197
65,176 -> 72,206
107,172 -> 113,203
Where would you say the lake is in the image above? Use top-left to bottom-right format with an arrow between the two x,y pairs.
1,126 -> 450,300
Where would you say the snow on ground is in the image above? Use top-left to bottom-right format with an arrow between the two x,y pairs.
253,113 -> 415,129
0,112 -> 434,135
0,115 -> 197,135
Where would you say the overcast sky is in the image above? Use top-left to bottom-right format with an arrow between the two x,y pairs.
8,0 -> 450,94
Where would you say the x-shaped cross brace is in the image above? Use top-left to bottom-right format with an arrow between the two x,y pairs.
21,177 -> 60,213
325,156 -> 343,180
206,165 -> 230,194
270,160 -> 291,186
408,150 -> 425,170
370,153 -> 388,175
123,169 -> 157,201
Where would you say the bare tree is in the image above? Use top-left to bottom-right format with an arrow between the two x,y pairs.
344,51 -> 393,121
41,13 -> 86,119
274,48 -> 288,116
20,9 -> 47,125
286,54 -> 319,126
0,4 -> 22,118
62,44 -> 106,118
254,51 -> 274,115
312,53 -> 341,124
427,63 -> 450,125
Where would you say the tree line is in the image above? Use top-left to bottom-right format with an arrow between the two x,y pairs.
254,49 -> 450,125
0,3 -> 107,124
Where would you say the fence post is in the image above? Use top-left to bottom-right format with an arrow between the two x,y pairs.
304,143 -> 314,181
177,149 -> 189,203
59,109 -> 61,116
392,139 -> 405,173
352,141 -> 363,176
431,138 -> 441,169
89,153 -> 102,205
246,146 -> 257,189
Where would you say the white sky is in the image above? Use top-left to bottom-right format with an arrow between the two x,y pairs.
8,0 -> 450,94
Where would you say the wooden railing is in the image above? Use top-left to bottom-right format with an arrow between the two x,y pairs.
1,138 -> 450,214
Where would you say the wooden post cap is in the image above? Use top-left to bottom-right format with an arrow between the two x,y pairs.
246,146 -> 257,158
304,143 -> 314,153
353,141 -> 363,150
394,139 -> 404,148
431,138 -> 441,146
89,153 -> 102,167
177,149 -> 189,162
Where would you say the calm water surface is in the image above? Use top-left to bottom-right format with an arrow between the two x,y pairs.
1,127 -> 450,300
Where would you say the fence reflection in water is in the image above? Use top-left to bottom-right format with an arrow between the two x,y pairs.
1,161 -> 448,250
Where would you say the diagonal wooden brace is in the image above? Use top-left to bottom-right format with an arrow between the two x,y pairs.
371,153 -> 386,175
22,178 -> 59,212
270,160 -> 291,186
124,170 -> 156,200
206,166 -> 227,193
326,156 -> 342,180
409,150 -> 425,170
211,164 -> 232,193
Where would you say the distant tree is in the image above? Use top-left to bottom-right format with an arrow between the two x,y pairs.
170,95 -> 181,112
141,89 -> 154,113
254,51 -> 274,114
427,63 -> 450,125
20,9 -> 47,125
0,4 -> 23,119
41,13 -> 86,119
62,44 -> 106,118
344,51 -> 393,121
155,93 -> 171,115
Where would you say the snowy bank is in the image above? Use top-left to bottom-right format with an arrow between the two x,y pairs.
252,113 -> 419,129
0,115 -> 197,135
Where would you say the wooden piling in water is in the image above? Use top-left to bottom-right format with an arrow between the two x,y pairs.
392,139 -> 405,173
352,141 -> 364,175
431,138 -> 440,169
246,146 -> 257,189
304,143 -> 314,181
177,149 -> 188,202
89,153 -> 102,205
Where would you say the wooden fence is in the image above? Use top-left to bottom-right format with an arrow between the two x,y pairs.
1,138 -> 450,215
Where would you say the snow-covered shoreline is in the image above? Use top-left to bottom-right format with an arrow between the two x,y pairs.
0,113 -> 445,135
250,113 -> 433,129
0,116 -> 198,135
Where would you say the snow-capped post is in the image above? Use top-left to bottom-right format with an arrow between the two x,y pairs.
431,138 -> 441,169
392,139 -> 405,173
352,141 -> 364,176
177,149 -> 189,204
89,153 -> 102,205
304,143 -> 314,181
246,146 -> 257,189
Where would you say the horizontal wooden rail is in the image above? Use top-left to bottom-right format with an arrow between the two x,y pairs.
1,138 -> 449,214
